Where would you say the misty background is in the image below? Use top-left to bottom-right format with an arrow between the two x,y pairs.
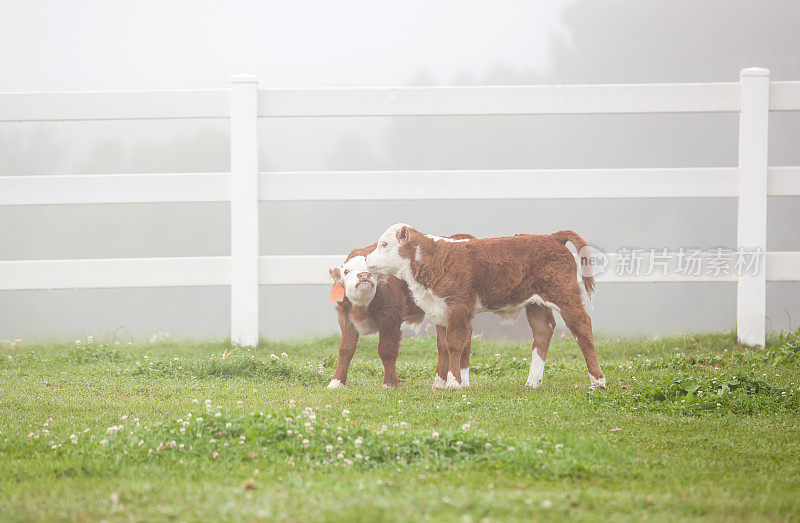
1,0 -> 799,343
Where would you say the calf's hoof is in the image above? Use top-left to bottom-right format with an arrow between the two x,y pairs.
327,379 -> 345,389
445,372 -> 460,389
589,375 -> 606,390
524,379 -> 543,389
432,375 -> 448,390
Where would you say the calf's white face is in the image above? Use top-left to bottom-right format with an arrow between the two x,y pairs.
365,223 -> 412,277
339,256 -> 377,307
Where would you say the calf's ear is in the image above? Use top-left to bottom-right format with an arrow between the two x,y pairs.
329,267 -> 342,283
396,225 -> 410,245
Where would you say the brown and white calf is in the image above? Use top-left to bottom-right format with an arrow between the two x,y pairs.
328,237 -> 474,389
365,224 -> 605,390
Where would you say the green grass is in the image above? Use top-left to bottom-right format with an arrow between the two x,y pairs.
1,330 -> 800,521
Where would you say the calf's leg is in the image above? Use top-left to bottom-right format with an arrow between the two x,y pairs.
377,324 -> 401,387
329,310 -> 359,388
458,324 -> 473,387
546,283 -> 605,389
444,306 -> 473,389
524,304 -> 556,388
433,325 -> 449,389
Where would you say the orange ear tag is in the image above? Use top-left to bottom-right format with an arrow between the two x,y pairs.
329,283 -> 346,302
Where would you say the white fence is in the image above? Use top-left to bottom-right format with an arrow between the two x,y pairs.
1,68 -> 799,347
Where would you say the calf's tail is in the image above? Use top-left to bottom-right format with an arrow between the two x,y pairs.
552,230 -> 596,298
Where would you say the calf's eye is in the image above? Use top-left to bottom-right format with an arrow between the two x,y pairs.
380,242 -> 388,248
343,270 -> 349,275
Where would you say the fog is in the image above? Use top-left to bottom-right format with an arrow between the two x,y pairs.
1,0 -> 798,342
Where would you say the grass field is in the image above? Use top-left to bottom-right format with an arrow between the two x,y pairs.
2,330 -> 800,521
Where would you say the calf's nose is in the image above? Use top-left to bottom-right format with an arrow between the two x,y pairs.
358,272 -> 371,282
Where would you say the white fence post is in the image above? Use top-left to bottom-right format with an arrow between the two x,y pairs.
737,67 -> 770,347
230,74 -> 260,346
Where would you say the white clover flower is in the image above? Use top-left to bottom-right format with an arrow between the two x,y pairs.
225,422 -> 232,429
70,435 -> 78,444
341,409 -> 350,419
281,352 -> 288,358
461,423 -> 470,431
326,445 -> 333,453
485,443 -> 492,450
302,439 -> 309,447
541,500 -> 553,509
507,446 -> 515,452
432,431 -> 439,439
270,354 -> 279,360
212,451 -> 220,459
99,439 -> 108,446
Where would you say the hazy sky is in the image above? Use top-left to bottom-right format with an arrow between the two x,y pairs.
1,0 -> 798,342
0,0 -> 571,90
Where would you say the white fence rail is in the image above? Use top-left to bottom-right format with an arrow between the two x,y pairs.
1,68 -> 799,346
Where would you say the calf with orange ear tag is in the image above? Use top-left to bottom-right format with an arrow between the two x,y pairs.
328,234 -> 476,390
327,246 -> 424,388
